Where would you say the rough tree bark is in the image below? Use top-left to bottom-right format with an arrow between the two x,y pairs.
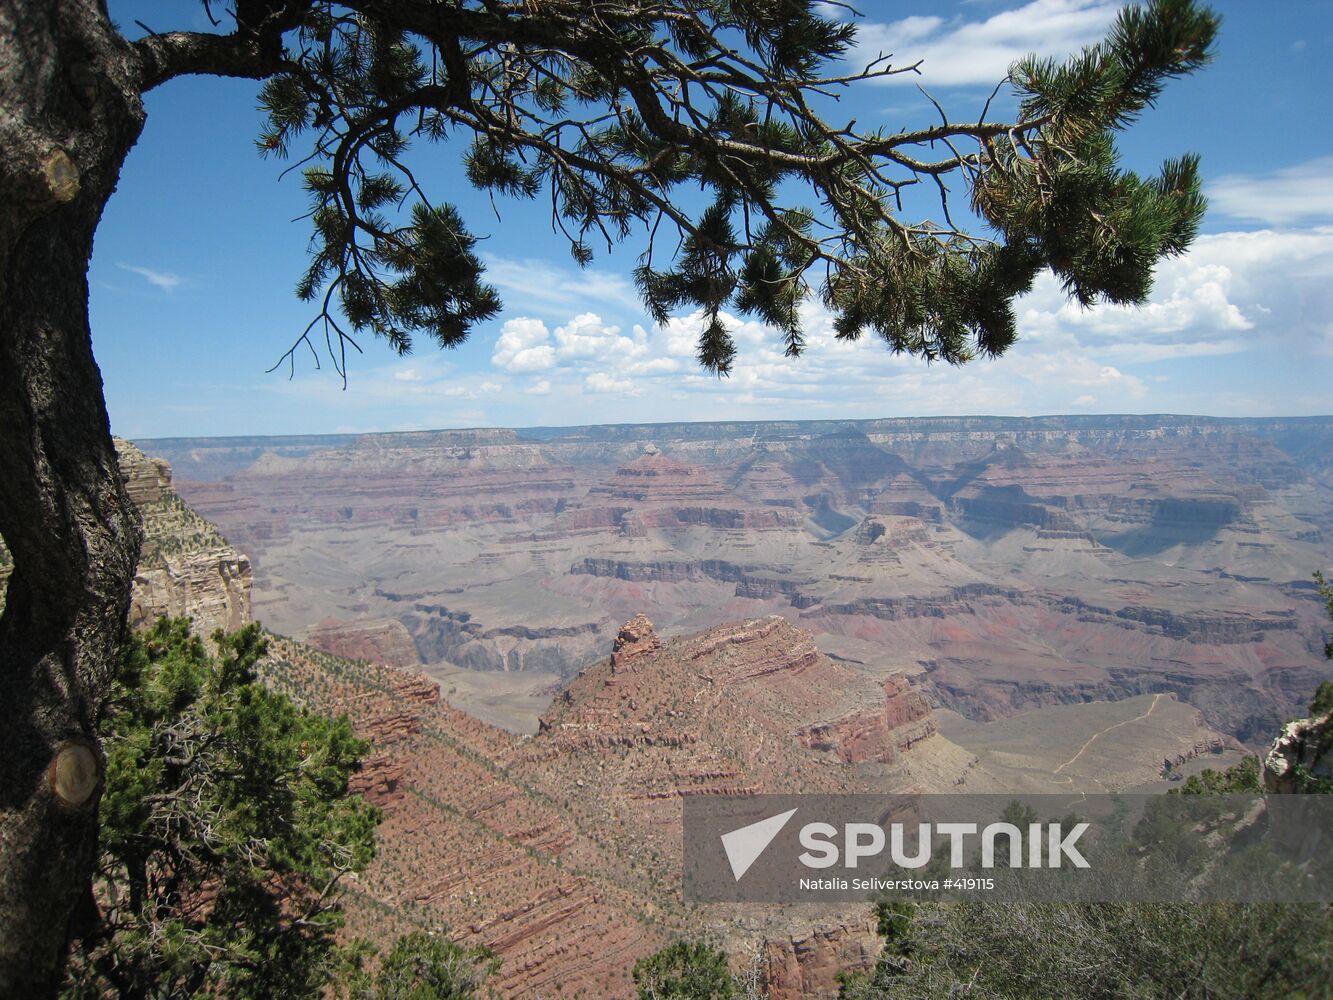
0,2 -> 298,988
0,2 -> 148,991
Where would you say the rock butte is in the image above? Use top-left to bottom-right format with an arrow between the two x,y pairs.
266,613 -> 954,997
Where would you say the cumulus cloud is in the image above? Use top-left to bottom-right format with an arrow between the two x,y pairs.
1209,156 -> 1333,226
491,317 -> 556,372
584,372 -> 636,394
1012,227 -> 1333,363
1020,352 -> 1147,398
553,312 -> 650,363
627,357 -> 682,375
855,0 -> 1119,87
473,226 -> 1333,423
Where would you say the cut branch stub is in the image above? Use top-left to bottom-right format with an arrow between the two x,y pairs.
42,149 -> 80,203
47,740 -> 100,808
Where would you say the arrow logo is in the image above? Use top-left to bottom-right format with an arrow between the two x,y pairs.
720,808 -> 797,881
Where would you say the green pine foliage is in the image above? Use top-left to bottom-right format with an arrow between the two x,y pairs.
1316,572 -> 1333,660
255,0 -> 1217,380
632,940 -> 737,1000
62,619 -> 381,999
837,899 -> 1332,1000
1170,753 -> 1264,795
333,932 -> 499,999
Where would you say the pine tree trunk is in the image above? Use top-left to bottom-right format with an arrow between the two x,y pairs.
0,2 -> 146,991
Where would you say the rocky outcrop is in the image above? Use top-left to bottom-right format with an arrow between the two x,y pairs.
117,444 -> 173,505
116,440 -> 253,636
1263,712 -> 1332,793
798,674 -> 936,763
611,612 -> 661,667
128,550 -> 252,635
1161,736 -> 1228,773
762,919 -> 880,1000
307,616 -> 421,667
348,754 -> 407,808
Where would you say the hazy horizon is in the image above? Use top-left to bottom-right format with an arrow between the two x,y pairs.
131,411 -> 1333,445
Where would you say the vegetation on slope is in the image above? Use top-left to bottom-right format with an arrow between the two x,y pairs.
61,619 -> 494,999
137,490 -> 233,569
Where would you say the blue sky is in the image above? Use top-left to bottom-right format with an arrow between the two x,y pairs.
96,1 -> 1333,438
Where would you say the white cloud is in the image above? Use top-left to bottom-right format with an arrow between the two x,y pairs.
468,227 -> 1333,424
1010,227 -> 1333,364
553,312 -> 649,363
855,0 -> 1120,87
117,262 -> 184,291
491,316 -> 556,372
483,256 -> 644,314
584,372 -> 636,394
1019,353 -> 1147,398
1209,156 -> 1333,226
658,315 -> 705,359
393,368 -> 423,382
627,357 -> 682,375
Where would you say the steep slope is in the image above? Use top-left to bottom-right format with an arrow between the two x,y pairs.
261,613 -> 954,998
257,637 -> 665,998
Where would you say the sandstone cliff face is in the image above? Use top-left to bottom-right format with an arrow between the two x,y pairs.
128,554 -> 252,635
117,440 -> 252,636
1264,711 -> 1332,793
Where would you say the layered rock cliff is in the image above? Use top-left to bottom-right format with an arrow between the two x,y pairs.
149,415 -> 1333,746
1,442 -> 252,633
118,440 -> 252,635
1264,708 -> 1333,793
307,616 -> 422,667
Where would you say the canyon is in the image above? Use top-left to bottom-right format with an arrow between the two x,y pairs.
144,415 -> 1333,745
14,421 -> 1329,996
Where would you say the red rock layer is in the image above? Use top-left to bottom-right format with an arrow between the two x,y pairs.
797,674 -> 937,764
260,639 -> 664,998
307,616 -> 422,667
